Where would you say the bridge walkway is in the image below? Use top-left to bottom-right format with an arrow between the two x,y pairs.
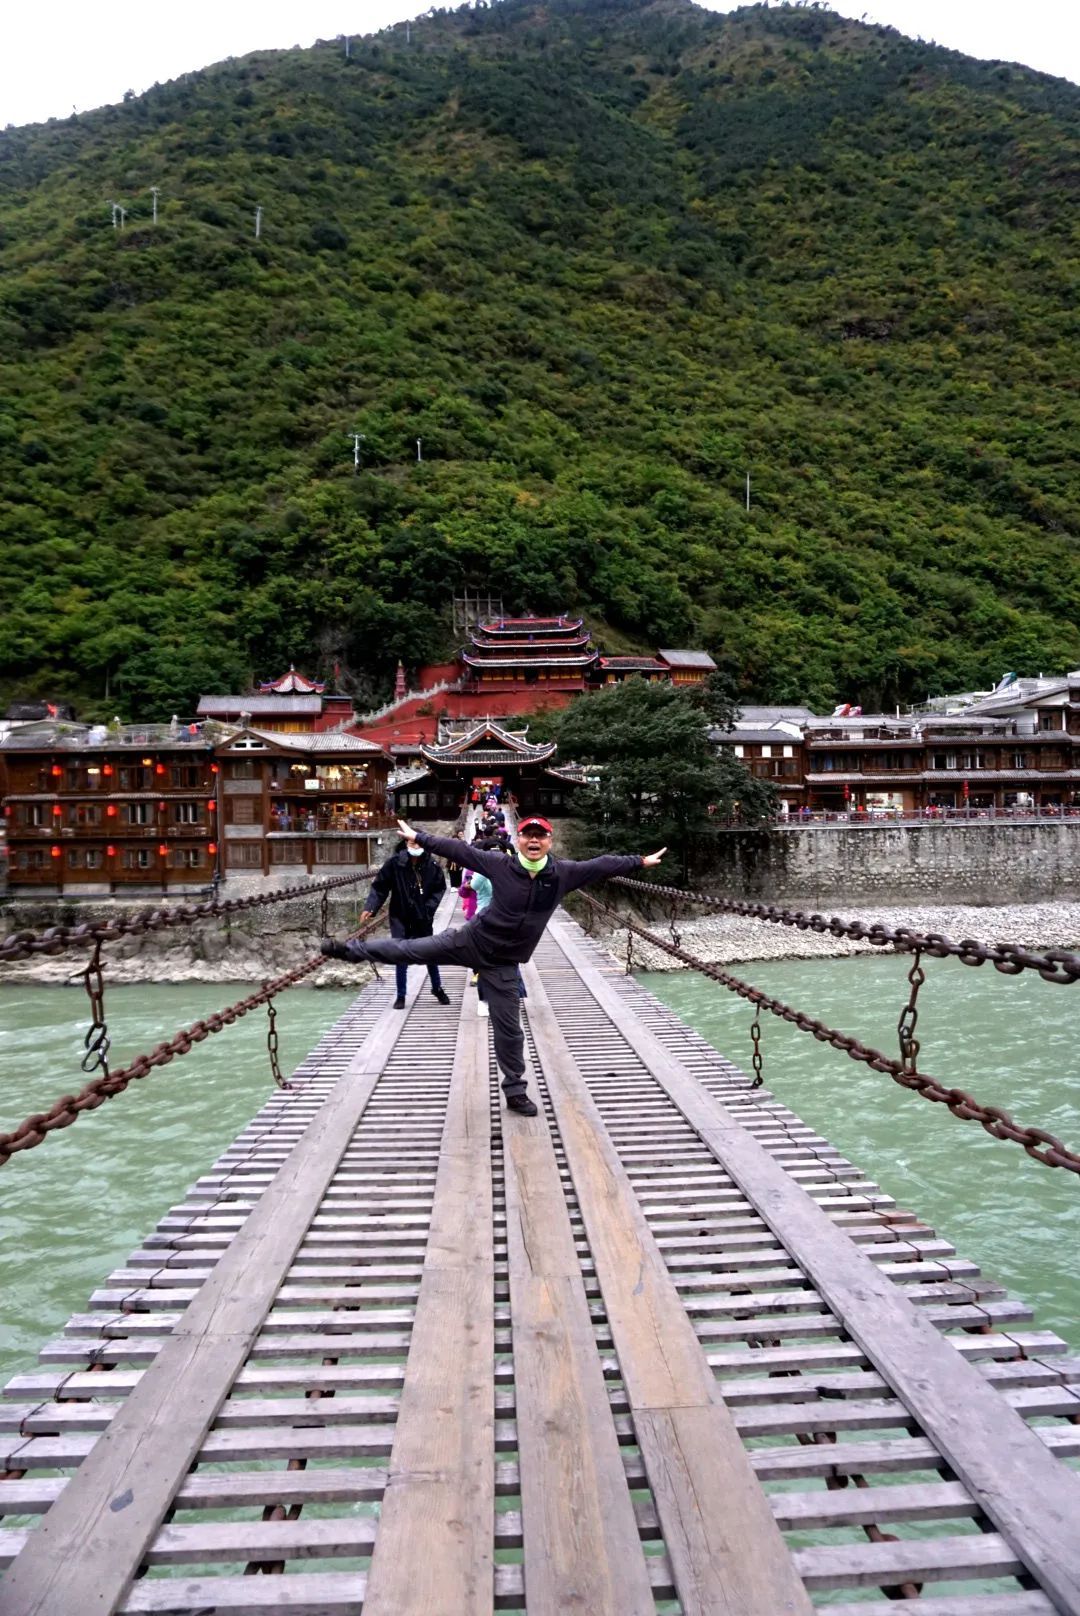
1,896 -> 1079,1613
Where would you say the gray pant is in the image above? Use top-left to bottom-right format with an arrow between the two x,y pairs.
358,924 -> 528,1098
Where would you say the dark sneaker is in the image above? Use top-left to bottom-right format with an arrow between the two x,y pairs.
432,987 -> 451,1005
505,1093 -> 538,1116
393,996 -> 406,1010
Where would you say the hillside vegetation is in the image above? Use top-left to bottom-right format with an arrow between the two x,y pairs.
1,0 -> 1078,718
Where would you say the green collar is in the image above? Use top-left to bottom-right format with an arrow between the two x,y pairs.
516,851 -> 549,873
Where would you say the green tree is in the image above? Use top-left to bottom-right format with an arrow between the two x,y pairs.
555,677 -> 774,880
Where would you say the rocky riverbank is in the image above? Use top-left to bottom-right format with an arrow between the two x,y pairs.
587,900 -> 1080,971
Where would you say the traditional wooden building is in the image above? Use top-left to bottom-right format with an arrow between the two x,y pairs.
393,720 -> 580,820
0,721 -> 218,894
197,668 -> 353,734
593,655 -> 669,685
656,649 -> 717,686
214,728 -> 392,876
460,617 -> 599,695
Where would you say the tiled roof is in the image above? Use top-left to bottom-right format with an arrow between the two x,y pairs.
462,653 -> 596,668
597,656 -> 667,670
243,728 -> 386,755
257,667 -> 325,694
657,649 -> 717,670
198,694 -> 322,716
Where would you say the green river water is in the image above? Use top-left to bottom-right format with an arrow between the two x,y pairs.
0,959 -> 1077,1391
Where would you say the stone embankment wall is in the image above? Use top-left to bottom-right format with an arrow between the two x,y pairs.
712,822 -> 1080,906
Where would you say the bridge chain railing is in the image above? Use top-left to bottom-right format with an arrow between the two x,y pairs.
0,911 -> 387,1169
0,868 -> 380,966
609,875 -> 1080,986
581,887 -> 1080,1177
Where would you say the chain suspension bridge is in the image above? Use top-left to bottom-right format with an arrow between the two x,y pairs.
1,806 -> 1079,1615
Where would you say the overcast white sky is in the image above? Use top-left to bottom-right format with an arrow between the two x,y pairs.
2,1 -> 1076,129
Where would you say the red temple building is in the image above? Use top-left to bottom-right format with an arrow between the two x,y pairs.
197,668 -> 353,734
461,617 -> 599,694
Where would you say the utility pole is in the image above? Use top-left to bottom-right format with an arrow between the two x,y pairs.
745,471 -> 751,512
351,432 -> 366,473
416,437 -> 422,463
254,205 -> 263,240
150,185 -> 160,224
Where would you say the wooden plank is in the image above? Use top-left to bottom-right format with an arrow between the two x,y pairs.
0,896 -> 458,1616
522,959 -> 812,1616
793,1530 -> 1021,1588
363,996 -> 494,1616
548,915 -> 1080,1615
501,1081 -> 655,1613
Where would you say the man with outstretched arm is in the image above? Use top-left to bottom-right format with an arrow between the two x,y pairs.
322,815 -> 666,1116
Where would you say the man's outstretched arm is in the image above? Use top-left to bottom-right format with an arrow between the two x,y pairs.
560,846 -> 666,894
398,819 -> 505,879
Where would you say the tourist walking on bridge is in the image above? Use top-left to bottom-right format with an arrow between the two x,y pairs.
323,816 -> 666,1114
357,834 -> 451,1010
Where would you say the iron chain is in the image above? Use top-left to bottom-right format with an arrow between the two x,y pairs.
581,891 -> 1080,1176
0,910 -> 387,1170
897,950 -> 925,1073
610,875 -> 1080,986
0,867 -> 379,966
265,997 -> 286,1090
80,938 -> 110,1078
749,1007 -> 764,1089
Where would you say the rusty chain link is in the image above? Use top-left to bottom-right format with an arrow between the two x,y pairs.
580,891 -> 1080,1176
0,910 -> 387,1170
265,997 -> 285,1090
897,949 -> 925,1073
624,925 -> 635,976
0,868 -> 379,966
610,875 -> 1080,986
80,938 -> 110,1078
749,1006 -> 763,1089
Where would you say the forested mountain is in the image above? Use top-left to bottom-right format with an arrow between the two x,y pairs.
1,0 -> 1078,719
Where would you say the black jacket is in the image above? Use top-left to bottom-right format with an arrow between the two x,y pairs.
415,832 -> 642,964
364,848 -> 446,935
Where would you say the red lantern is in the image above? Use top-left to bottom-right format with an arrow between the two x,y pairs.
107,845 -> 116,857
50,845 -> 61,858
158,843 -> 168,856
843,783 -> 851,802
207,841 -> 218,855
3,805 -> 10,817
52,804 -> 62,816
107,805 -> 118,817
962,779 -> 970,799
210,763 -> 219,774
102,764 -> 114,777
158,801 -> 167,811
207,799 -> 216,811
155,763 -> 166,775
50,765 -> 62,777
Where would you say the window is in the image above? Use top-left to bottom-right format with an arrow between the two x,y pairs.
17,850 -> 47,870
69,803 -> 101,826
961,752 -> 987,771
67,848 -> 104,870
931,753 -> 959,770
169,848 -> 203,869
123,849 -> 153,869
174,803 -> 200,824
231,760 -> 256,779
733,745 -> 744,758
119,767 -> 150,790
227,843 -> 263,868
1013,752 -> 1028,770
231,797 -> 257,824
761,745 -> 772,759
22,804 -> 46,827
271,840 -> 305,864
317,841 -> 357,863
171,765 -> 202,787
125,803 -> 152,825
782,745 -> 794,758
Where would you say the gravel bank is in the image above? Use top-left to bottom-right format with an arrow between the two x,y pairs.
590,901 -> 1080,972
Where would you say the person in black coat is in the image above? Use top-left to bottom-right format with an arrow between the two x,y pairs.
360,836 -> 450,1009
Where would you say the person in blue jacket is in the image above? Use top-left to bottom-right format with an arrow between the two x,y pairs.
323,815 -> 666,1115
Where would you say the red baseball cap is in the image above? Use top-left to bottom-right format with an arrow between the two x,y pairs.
517,816 -> 553,834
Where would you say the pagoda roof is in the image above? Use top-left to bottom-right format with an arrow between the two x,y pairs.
476,616 -> 583,635
469,631 -> 592,651
419,720 -> 556,767
462,652 -> 596,669
258,666 -> 326,694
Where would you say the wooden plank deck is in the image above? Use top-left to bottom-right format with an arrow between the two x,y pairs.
2,901 -> 1079,1615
